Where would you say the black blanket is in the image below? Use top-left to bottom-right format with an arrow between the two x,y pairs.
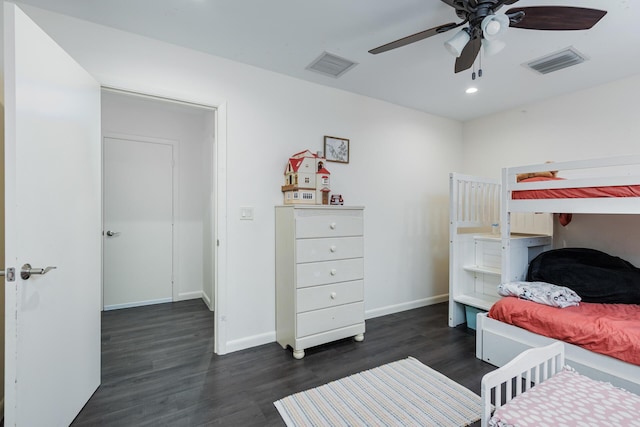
527,248 -> 640,304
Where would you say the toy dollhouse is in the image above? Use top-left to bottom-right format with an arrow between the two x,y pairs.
281,150 -> 331,205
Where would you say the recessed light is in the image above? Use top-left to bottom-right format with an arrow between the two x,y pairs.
466,87 -> 478,94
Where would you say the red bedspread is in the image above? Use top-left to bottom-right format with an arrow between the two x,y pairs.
512,176 -> 640,199
489,297 -> 640,365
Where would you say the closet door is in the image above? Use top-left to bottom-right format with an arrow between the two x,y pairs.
103,137 -> 174,309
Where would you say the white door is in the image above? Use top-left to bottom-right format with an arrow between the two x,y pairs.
4,4 -> 101,426
103,137 -> 174,309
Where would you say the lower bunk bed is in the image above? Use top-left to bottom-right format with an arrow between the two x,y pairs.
481,342 -> 640,426
476,309 -> 640,395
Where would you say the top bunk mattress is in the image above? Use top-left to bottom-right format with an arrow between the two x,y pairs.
512,177 -> 640,200
489,297 -> 640,366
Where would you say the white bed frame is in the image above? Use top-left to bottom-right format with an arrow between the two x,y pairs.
500,154 -> 640,281
481,342 -> 564,427
477,155 -> 640,396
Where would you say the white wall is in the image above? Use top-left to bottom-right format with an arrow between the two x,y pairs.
101,91 -> 211,302
462,73 -> 640,266
19,6 -> 463,352
461,74 -> 640,179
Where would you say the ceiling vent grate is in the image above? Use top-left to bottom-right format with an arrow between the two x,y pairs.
524,47 -> 588,75
306,52 -> 358,78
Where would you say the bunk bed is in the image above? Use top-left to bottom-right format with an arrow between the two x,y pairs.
476,154 -> 640,395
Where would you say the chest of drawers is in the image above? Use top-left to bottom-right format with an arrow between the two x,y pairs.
275,205 -> 365,359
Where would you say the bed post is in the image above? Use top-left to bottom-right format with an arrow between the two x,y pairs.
501,167 -> 511,284
476,312 -> 485,359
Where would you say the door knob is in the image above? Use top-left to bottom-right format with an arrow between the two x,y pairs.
105,230 -> 120,237
21,263 -> 57,280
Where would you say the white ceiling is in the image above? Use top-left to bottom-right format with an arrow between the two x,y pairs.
13,0 -> 640,121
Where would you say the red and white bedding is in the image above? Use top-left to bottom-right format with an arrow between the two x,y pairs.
489,297 -> 640,365
512,176 -> 640,200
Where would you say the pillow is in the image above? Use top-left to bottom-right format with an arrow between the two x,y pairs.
498,281 -> 581,308
527,248 -> 640,304
516,171 -> 556,182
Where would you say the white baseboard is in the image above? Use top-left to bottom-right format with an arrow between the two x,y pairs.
225,331 -> 276,354
177,291 -> 202,301
224,295 -> 448,354
201,292 -> 214,311
103,297 -> 172,311
365,294 -> 449,319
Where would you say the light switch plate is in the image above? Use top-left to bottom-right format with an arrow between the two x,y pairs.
240,207 -> 254,220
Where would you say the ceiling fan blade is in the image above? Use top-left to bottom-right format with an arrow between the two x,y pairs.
454,35 -> 481,73
369,22 -> 463,54
506,6 -> 606,31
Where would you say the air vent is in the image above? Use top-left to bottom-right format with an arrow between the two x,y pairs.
524,47 -> 588,75
306,52 -> 358,78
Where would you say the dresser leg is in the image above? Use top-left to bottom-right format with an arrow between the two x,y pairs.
354,333 -> 365,342
293,349 -> 305,359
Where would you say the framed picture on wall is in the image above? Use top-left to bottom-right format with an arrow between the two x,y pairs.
324,136 -> 349,164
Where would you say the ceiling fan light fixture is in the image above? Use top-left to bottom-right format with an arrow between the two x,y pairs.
481,14 -> 509,40
444,28 -> 470,58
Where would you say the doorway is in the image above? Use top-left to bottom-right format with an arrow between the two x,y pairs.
101,89 -> 216,311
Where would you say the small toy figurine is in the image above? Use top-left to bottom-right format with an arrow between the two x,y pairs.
330,194 -> 344,205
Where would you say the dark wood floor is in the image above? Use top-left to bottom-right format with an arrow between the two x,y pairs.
71,300 -> 496,426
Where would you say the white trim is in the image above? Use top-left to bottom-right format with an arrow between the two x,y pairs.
214,102 -> 228,354
201,292 -> 213,311
103,298 -> 172,311
365,294 -> 449,319
230,295 -> 449,353
98,85 -> 227,356
225,331 -> 276,354
177,291 -> 202,301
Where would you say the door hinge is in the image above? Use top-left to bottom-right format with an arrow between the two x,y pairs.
217,239 -> 220,247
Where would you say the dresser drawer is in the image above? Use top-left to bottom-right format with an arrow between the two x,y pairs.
295,210 -> 363,238
296,237 -> 363,263
296,302 -> 364,338
297,280 -> 363,313
296,258 -> 363,288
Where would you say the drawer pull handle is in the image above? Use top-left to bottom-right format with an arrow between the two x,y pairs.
330,292 -> 337,299
330,269 -> 337,276
330,245 -> 337,253
330,222 -> 337,230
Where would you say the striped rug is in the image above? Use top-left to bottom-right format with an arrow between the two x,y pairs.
274,357 -> 481,426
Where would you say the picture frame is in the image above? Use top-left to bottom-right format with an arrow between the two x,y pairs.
324,136 -> 350,164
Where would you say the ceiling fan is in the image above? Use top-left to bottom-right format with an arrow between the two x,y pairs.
369,0 -> 607,73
